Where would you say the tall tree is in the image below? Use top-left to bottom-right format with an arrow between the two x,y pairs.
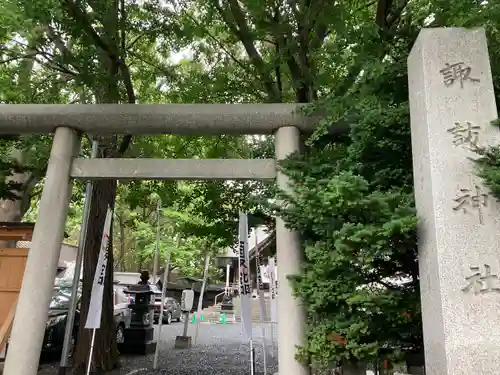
57,0 -> 138,370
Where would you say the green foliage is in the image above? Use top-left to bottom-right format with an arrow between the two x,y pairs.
279,162 -> 419,366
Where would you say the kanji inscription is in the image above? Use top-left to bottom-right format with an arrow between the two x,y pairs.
440,62 -> 480,88
238,240 -> 251,296
256,253 -> 264,291
462,264 -> 500,295
452,181 -> 488,224
447,121 -> 480,150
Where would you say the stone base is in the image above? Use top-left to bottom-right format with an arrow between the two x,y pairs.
174,335 -> 192,349
118,340 -> 156,355
123,326 -> 154,342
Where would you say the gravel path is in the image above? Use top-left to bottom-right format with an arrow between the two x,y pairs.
38,323 -> 278,375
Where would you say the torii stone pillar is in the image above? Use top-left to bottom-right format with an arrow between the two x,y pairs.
3,127 -> 79,375
275,126 -> 309,375
408,28 -> 500,375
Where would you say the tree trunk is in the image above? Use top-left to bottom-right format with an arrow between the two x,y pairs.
0,151 -> 41,227
73,179 -> 120,373
0,169 -> 38,248
0,170 -> 31,222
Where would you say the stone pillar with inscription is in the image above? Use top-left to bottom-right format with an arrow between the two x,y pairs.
408,28 -> 499,375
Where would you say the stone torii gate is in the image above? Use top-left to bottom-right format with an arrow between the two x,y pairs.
0,104 -> 314,375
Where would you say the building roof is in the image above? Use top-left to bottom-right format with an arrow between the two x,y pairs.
218,225 -> 274,261
0,221 -> 35,241
249,229 -> 275,259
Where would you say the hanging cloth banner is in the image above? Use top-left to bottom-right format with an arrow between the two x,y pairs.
259,265 -> 270,284
255,245 -> 268,375
268,257 -> 278,323
255,252 -> 268,322
238,211 -> 253,342
259,265 -> 278,284
85,207 -> 113,329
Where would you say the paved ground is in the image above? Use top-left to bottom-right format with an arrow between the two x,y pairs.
37,322 -> 278,375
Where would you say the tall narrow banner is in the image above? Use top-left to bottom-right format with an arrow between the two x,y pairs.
238,211 -> 252,341
255,242 -> 268,375
268,257 -> 278,323
255,252 -> 268,321
85,207 -> 113,329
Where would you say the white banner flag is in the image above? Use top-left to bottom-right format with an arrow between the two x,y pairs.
268,257 -> 278,323
238,211 -> 252,341
259,265 -> 270,284
259,265 -> 278,284
255,253 -> 268,322
85,207 -> 113,329
255,237 -> 268,374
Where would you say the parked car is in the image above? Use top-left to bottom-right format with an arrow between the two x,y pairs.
42,284 -> 131,356
112,284 -> 132,343
153,297 -> 182,324
42,287 -> 80,356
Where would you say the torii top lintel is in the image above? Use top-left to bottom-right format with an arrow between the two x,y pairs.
0,104 -> 316,135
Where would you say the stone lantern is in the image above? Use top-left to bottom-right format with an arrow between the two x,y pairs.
120,284 -> 158,354
215,246 -> 238,310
